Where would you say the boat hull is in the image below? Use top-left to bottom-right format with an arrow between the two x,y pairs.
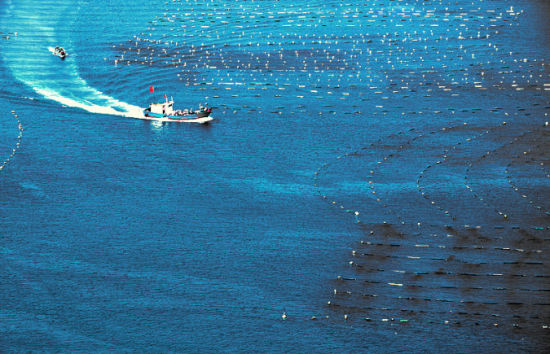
144,110 -> 213,124
48,46 -> 67,60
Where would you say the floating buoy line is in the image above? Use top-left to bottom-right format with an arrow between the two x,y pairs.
104,0 -> 545,122
314,113 -> 550,329
503,128 -> 550,217
0,110 -> 23,172
417,123 -> 494,223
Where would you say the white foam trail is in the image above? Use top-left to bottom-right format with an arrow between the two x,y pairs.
34,87 -> 145,118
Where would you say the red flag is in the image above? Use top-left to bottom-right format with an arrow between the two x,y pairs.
149,86 -> 154,93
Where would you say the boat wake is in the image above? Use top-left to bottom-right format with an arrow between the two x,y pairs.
32,86 -> 145,119
1,0 -> 145,119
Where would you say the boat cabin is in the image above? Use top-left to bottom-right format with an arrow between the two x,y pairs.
149,101 -> 174,116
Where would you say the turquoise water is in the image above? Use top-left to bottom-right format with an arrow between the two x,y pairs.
1,0 -> 550,351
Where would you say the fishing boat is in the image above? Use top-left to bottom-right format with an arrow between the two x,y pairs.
143,96 -> 213,124
49,46 -> 67,60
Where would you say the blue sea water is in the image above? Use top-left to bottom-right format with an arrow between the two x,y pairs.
1,0 -> 550,352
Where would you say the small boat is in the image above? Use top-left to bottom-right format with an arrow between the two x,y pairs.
143,96 -> 213,124
49,46 -> 67,60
